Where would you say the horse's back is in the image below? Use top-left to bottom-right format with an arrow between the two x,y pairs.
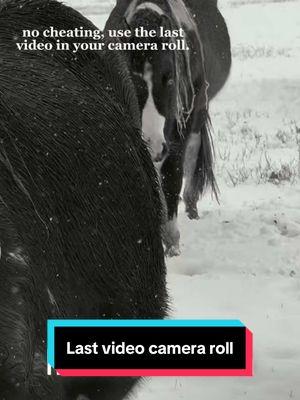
185,0 -> 231,98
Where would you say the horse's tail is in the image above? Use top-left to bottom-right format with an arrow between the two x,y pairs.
197,111 -> 219,199
184,110 -> 218,215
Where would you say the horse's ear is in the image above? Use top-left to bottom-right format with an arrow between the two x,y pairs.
124,0 -> 139,24
160,14 -> 172,31
123,16 -> 135,41
124,16 -> 131,30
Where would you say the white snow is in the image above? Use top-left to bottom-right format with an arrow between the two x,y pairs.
67,1 -> 300,398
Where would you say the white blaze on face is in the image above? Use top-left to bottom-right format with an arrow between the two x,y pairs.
136,2 -> 164,15
142,62 -> 166,161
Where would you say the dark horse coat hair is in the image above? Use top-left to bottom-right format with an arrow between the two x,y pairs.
106,0 -> 231,255
0,0 -> 168,399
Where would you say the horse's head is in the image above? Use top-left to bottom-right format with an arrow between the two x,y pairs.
125,3 -> 194,162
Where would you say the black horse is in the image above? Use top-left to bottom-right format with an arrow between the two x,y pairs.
0,0 -> 167,399
106,0 -> 231,255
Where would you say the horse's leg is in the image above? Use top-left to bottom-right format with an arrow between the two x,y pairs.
160,120 -> 184,257
161,152 -> 183,256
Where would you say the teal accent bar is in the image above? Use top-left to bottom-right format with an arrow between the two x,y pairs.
47,319 -> 244,368
48,319 -> 243,328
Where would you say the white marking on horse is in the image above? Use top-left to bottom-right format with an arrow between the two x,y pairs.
136,2 -> 164,15
142,62 -> 166,161
183,132 -> 201,205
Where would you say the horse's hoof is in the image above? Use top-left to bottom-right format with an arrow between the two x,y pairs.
165,245 -> 181,258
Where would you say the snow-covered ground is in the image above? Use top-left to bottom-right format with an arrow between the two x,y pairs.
67,1 -> 300,398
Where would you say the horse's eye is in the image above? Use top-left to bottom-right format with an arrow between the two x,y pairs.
162,74 -> 174,86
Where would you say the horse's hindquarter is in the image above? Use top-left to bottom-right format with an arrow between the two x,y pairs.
0,41 -> 164,317
0,0 -> 167,396
186,0 -> 231,99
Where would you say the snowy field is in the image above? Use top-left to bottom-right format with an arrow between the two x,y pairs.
67,1 -> 300,399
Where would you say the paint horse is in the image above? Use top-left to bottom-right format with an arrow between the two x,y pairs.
0,0 -> 167,399
106,0 -> 231,255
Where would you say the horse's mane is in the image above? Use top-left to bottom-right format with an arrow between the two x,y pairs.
125,0 -> 209,136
